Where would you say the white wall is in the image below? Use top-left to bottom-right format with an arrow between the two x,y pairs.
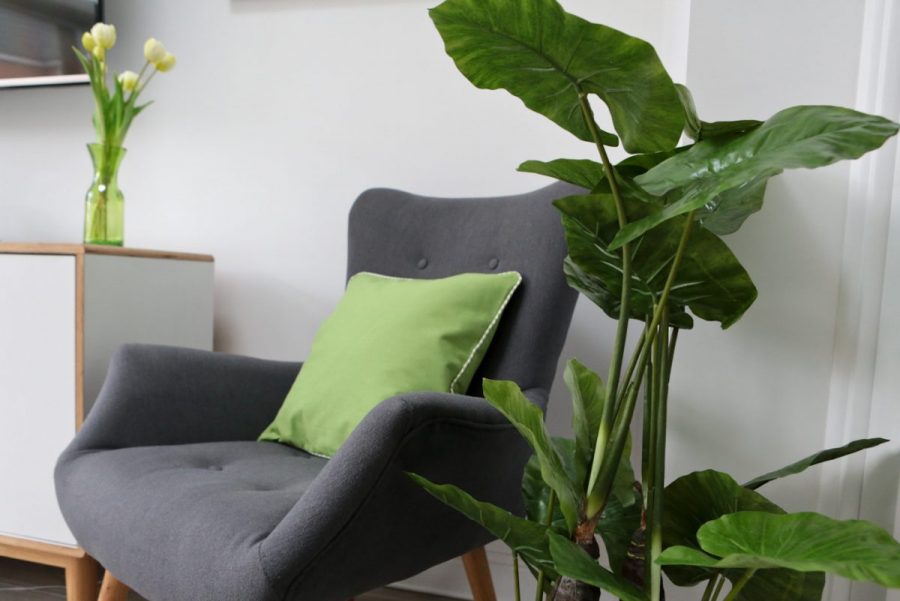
0,1 -> 896,599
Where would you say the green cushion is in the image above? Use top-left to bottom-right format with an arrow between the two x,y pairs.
259,271 -> 522,457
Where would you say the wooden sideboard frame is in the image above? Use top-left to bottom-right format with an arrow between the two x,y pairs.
0,244 -> 214,600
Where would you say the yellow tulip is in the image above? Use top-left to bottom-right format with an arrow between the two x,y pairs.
90,23 -> 116,49
91,45 -> 105,61
143,38 -> 166,64
81,32 -> 96,52
118,70 -> 139,93
155,52 -> 176,72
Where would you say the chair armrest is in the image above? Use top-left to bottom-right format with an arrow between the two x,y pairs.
259,387 -> 546,595
68,344 -> 301,452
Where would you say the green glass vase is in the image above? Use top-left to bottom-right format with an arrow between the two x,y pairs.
84,143 -> 126,246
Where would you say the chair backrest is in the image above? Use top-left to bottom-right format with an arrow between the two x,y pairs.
346,182 -> 580,397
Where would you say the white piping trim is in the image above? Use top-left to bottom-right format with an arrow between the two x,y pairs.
352,270 -> 523,393
449,272 -> 522,393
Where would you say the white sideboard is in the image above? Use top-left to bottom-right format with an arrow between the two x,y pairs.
0,243 -> 214,600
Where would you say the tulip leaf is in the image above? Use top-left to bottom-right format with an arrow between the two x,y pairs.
409,474 -> 558,577
743,437 -> 889,490
611,105 -> 900,247
663,470 -> 825,601
659,511 -> 900,588
429,0 -> 684,153
556,193 -> 757,328
482,379 -> 581,533
547,531 -> 649,601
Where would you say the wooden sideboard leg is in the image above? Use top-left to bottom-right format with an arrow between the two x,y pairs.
462,547 -> 496,601
98,570 -> 131,601
64,555 -> 99,601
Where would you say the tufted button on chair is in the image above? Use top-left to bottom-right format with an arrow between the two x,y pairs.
55,183 -> 580,601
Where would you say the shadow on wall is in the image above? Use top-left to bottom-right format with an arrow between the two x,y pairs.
230,0 -> 428,14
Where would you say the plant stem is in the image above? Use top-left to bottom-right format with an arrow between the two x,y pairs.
647,307 -> 669,601
576,92 -> 635,509
722,569 -> 757,601
587,212 -> 696,519
534,491 -> 557,601
701,575 -> 720,601
710,574 -> 727,601
512,551 -> 521,601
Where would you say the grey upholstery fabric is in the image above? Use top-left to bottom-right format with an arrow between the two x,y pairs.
55,182 -> 580,601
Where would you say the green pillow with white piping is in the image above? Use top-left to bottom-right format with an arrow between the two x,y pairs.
259,270 -> 522,457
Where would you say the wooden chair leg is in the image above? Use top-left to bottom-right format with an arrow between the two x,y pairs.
462,546 -> 496,601
98,570 -> 130,601
64,556 -> 98,601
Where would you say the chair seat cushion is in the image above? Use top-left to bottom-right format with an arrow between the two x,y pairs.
56,441 -> 327,601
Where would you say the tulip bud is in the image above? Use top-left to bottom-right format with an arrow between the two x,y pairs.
155,52 -> 176,72
90,23 -> 116,49
81,32 -> 96,52
118,70 -> 139,93
143,38 -> 166,64
91,45 -> 105,61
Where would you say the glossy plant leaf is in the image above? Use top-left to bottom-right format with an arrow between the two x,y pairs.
565,360 -> 605,492
556,193 -> 757,328
599,490 -> 643,576
522,150 -> 765,237
743,437 -> 889,490
659,511 -> 900,588
409,474 -> 558,577
522,437 -> 577,533
699,119 -> 763,139
698,177 -> 768,235
663,471 -> 825,601
663,470 -> 783,586
547,531 -> 649,601
519,159 -> 602,190
482,379 -> 580,532
429,0 -> 684,153
612,105 -> 900,247
675,83 -> 701,141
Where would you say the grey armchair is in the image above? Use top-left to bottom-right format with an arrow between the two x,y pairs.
55,183 -> 580,601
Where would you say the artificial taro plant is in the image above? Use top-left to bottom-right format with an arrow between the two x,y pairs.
408,1 -> 900,600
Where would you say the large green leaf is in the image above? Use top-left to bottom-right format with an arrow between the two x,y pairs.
522,437 -> 577,533
519,159 -> 602,191
599,490 -> 642,576
663,470 -> 782,586
482,379 -> 580,532
556,193 -> 757,328
429,0 -> 684,153
697,177 -> 768,236
662,470 -> 824,601
547,531 -> 649,601
659,511 -> 900,588
612,105 -> 900,247
743,437 -> 889,490
522,439 -> 640,573
409,474 -> 558,576
565,360 -> 605,492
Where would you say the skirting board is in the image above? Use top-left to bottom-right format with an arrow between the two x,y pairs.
394,542 -> 537,600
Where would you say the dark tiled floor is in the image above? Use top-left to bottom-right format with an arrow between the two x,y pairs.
0,557 -> 454,600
